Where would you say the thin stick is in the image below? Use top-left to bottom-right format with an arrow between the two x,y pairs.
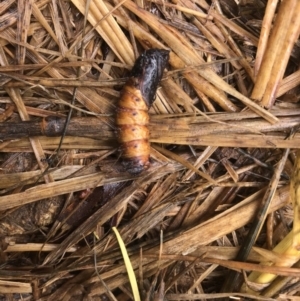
220,148 -> 289,294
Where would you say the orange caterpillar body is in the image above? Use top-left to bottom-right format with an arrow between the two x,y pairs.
116,49 -> 169,174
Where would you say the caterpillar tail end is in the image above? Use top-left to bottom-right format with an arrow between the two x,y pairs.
122,155 -> 150,174
121,139 -> 151,174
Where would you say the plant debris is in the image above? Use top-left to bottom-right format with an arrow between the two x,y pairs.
0,0 -> 299,300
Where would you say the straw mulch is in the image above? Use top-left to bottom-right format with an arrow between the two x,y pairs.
0,0 -> 299,300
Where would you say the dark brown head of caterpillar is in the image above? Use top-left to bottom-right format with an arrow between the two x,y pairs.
116,49 -> 170,174
130,49 -> 170,107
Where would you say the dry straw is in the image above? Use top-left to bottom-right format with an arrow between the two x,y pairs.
0,0 -> 299,300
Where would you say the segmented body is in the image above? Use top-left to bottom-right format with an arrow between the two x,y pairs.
115,49 -> 169,174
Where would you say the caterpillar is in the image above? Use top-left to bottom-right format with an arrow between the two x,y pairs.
115,48 -> 170,174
